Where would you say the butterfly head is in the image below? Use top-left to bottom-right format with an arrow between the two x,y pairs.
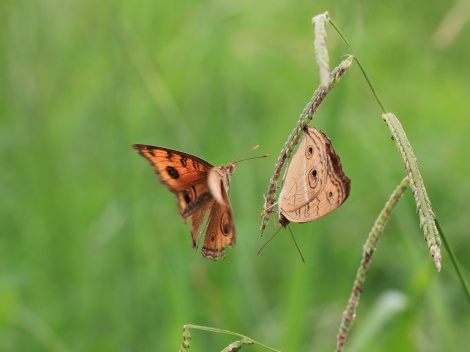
279,213 -> 290,229
224,162 -> 237,176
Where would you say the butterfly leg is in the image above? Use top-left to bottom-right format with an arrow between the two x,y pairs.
179,192 -> 212,218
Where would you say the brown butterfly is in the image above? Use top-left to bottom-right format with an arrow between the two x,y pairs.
278,126 -> 351,228
132,144 -> 239,261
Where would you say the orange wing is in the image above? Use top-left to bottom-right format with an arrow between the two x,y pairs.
132,144 -> 213,192
132,144 -> 214,219
199,181 -> 236,260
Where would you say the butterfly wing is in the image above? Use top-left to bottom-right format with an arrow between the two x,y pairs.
310,128 -> 350,215
132,144 -> 214,218
279,127 -> 350,224
200,173 -> 236,260
132,144 -> 213,192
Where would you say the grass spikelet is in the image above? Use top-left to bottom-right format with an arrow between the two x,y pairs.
312,11 -> 330,91
179,325 -> 191,352
382,113 -> 441,271
222,338 -> 255,351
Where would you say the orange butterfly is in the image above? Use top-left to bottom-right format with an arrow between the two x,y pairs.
132,145 -> 238,261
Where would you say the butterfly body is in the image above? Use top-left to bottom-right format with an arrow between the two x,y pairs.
132,144 -> 236,261
278,126 -> 350,227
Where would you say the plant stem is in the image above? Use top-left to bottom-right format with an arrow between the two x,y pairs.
436,219 -> 470,304
328,19 -> 387,113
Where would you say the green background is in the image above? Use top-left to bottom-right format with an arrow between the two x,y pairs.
2,0 -> 469,351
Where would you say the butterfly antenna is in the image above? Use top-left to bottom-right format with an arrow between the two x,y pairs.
233,145 -> 269,164
287,224 -> 306,263
256,226 -> 282,255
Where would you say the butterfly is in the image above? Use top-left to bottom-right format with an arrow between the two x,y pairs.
278,126 -> 351,228
132,144 -> 239,261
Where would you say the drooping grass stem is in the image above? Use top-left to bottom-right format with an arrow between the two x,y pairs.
179,324 -> 281,352
382,113 -> 441,270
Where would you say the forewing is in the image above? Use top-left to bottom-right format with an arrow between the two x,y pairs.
132,144 -> 213,192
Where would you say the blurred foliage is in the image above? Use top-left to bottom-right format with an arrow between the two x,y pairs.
1,0 -> 470,351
